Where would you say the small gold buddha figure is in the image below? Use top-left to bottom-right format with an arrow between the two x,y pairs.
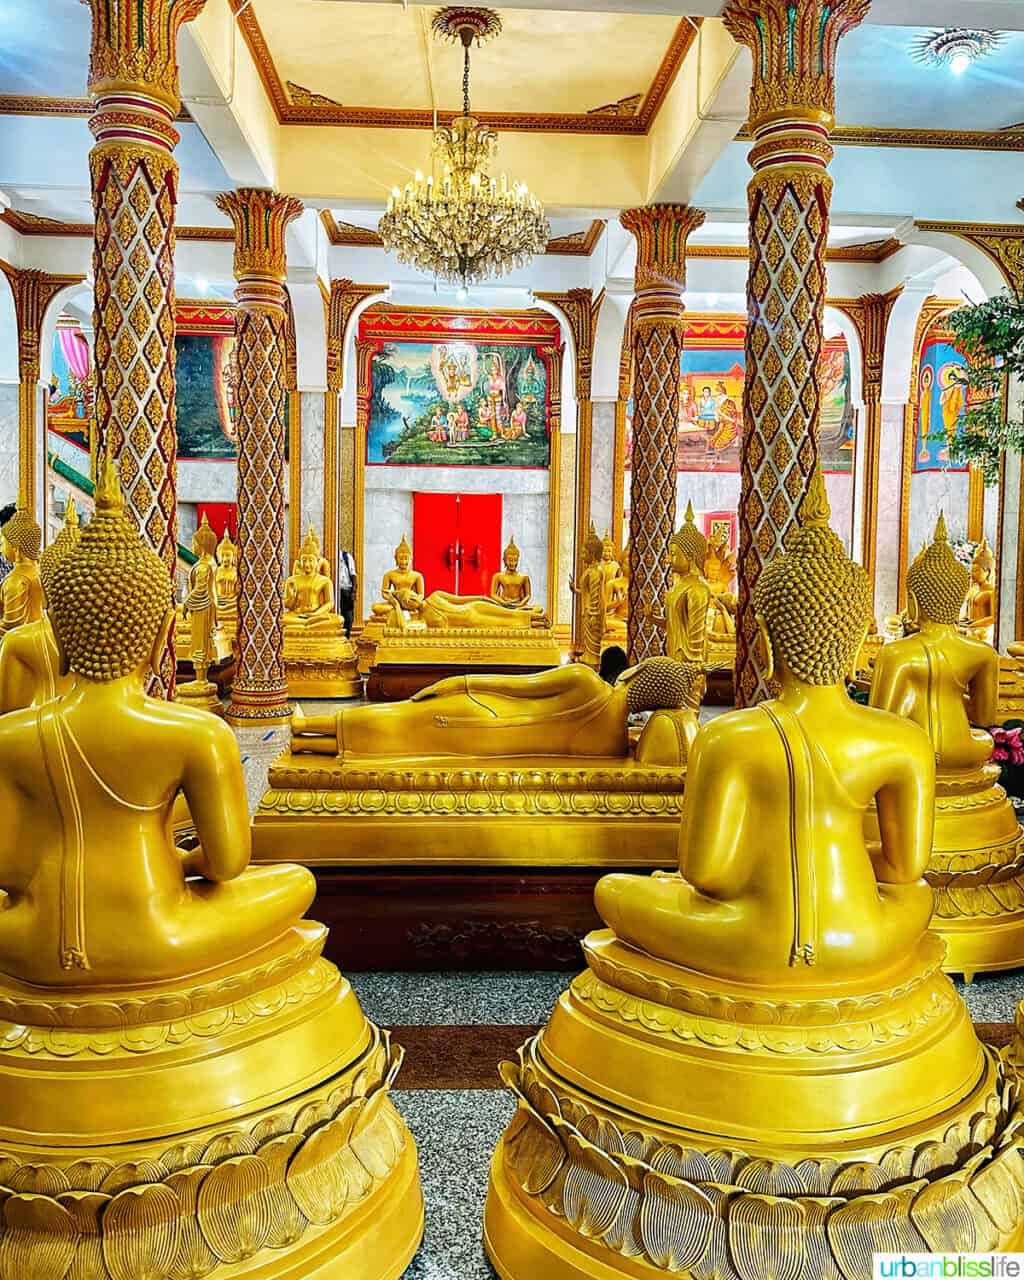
490,536 -> 532,607
0,451 -> 424,1277
645,501 -> 711,665
213,526 -> 239,657
184,514 -> 218,671
0,505 -> 43,638
284,528 -> 361,697
870,513 -> 1024,976
603,539 -> 629,645
569,524 -> 606,668
485,472 -> 1024,1279
0,497 -> 79,713
359,534 -> 426,673
284,528 -> 342,633
960,534 -> 996,643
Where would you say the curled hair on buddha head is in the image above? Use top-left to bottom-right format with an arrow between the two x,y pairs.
668,501 -> 707,572
49,451 -> 172,682
192,512 -> 217,558
40,497 -> 81,597
906,513 -> 970,625
618,656 -> 704,713
753,468 -> 871,686
2,505 -> 42,561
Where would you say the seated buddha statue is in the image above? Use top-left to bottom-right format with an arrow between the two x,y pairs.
645,501 -> 711,666
490,536 -> 532,607
292,656 -> 702,765
869,513 -> 1023,976
0,453 -> 315,986
370,534 -> 424,623
603,539 -> 629,645
485,473 -> 1020,1280
284,528 -> 344,634
0,451 -> 425,1279
959,534 -> 996,642
0,505 -> 43,639
703,528 -> 738,642
0,497 -> 79,713
213,527 -> 239,656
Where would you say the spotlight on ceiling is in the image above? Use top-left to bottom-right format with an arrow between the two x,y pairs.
196,278 -> 210,295
911,27 -> 1004,74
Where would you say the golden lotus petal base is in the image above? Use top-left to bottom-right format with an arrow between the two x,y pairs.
997,657 -> 1024,723
0,922 -> 423,1279
485,929 -> 1024,1280
868,765 -> 1024,979
254,753 -> 685,867
372,626 -> 563,669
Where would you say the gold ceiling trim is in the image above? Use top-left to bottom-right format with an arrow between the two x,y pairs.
736,123 -> 1024,151
0,94 -> 191,121
686,238 -> 903,263
1,209 -> 233,241
229,1 -> 697,136
321,210 -> 607,258
916,220 -> 1024,237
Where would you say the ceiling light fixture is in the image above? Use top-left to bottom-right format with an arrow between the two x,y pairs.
911,27 -> 1005,75
378,6 -> 549,289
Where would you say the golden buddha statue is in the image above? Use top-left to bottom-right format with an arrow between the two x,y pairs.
213,526 -> 239,658
490,536 -> 532,607
960,534 -> 996,642
262,658 -> 700,866
603,538 -> 629,645
357,534 -> 425,673
0,504 -> 43,638
485,471 -> 1024,1279
569,524 -> 606,668
386,584 -> 546,632
0,451 -> 423,1277
646,500 -> 711,666
869,513 -> 1024,977
174,514 -> 221,715
0,497 -> 79,713
284,527 -> 361,697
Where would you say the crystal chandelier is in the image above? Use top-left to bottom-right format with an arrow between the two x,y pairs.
911,27 -> 1004,75
378,7 -> 549,289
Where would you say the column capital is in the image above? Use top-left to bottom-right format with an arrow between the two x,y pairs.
540,343 -> 565,407
832,286 -> 902,400
0,263 -> 84,383
217,190 -> 304,290
83,0 -> 207,147
723,0 -> 870,133
326,279 -> 388,392
534,290 -> 600,401
620,206 -> 705,297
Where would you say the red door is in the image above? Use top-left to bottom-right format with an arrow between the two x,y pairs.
412,492 -> 503,595
196,502 -> 237,539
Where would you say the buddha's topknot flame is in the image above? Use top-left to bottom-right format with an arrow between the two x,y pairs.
906,512 -> 969,625
753,468 -> 872,686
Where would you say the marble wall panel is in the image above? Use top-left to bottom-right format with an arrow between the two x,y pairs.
0,383 -> 18,515
873,403 -> 905,618
590,401 -> 615,540
909,467 -> 971,557
299,392 -> 326,543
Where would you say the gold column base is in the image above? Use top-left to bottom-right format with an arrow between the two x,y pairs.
0,922 -> 423,1279
486,929 -> 1024,1279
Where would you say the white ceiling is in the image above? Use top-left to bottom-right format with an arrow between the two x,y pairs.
0,0 -> 91,97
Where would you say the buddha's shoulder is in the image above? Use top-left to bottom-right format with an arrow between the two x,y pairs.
142,697 -> 237,749
696,707 -> 775,753
854,701 -> 933,752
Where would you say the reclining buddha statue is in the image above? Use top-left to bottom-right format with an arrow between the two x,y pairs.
258,658 -> 703,866
0,496 -> 79,713
485,471 -> 1024,1280
869,513 -> 1024,977
0,452 -> 422,1278
282,526 -> 361,697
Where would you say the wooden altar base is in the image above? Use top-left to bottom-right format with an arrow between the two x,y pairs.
291,865 -> 634,970
367,662 -> 555,702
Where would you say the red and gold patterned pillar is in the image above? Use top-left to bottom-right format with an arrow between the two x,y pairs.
620,206 -> 705,662
217,189 -> 303,726
83,0 -> 207,695
723,0 -> 870,705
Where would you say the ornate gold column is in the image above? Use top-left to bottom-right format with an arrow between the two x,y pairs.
352,337 -> 376,627
0,264 -> 83,517
540,344 -> 564,622
620,206 -> 705,662
83,0 -> 207,695
217,189 -> 303,726
724,0 -> 869,706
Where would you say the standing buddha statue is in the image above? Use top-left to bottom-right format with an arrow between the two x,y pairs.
646,500 -> 711,665
213,527 -> 239,658
490,536 -> 532,607
485,471 -> 1024,1279
174,514 -> 220,715
0,505 -> 43,638
960,534 -> 996,643
869,513 -> 1024,977
283,527 -> 361,697
0,497 -> 79,713
569,524 -> 606,668
603,539 -> 629,646
0,450 -> 424,1275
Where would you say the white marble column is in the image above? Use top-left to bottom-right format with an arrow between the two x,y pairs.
873,400 -> 907,620
589,398 -> 616,544
299,391 -> 326,543
997,374 -> 1024,650
0,382 -> 20,505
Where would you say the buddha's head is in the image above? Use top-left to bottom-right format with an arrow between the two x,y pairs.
40,497 -> 81,598
753,469 -> 871,687
906,513 -> 970,625
297,530 -> 321,577
395,534 -> 413,573
503,538 -> 520,572
667,501 -> 706,575
1,506 -> 42,565
49,451 -> 172,683
971,536 -> 995,586
217,530 -> 237,568
192,513 -> 217,561
617,657 -> 704,713
584,524 -> 603,568
601,534 -> 616,564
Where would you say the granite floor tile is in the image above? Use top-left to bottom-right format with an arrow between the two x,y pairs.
397,1088 -> 511,1280
351,970 -> 568,1028
955,969 -> 1023,1024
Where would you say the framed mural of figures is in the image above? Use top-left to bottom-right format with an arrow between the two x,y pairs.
913,318 -> 971,473
359,307 -> 561,468
624,317 -> 854,474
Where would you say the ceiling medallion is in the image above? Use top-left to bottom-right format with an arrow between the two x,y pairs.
911,27 -> 1005,76
378,5 -> 549,291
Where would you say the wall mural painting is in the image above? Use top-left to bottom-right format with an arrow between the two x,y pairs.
360,307 -> 561,468
48,318 -> 92,450
624,318 -> 854,474
913,322 -> 971,474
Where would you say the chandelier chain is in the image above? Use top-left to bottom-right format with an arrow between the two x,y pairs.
463,43 -> 471,115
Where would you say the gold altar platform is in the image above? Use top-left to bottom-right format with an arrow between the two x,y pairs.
285,632 -> 363,698
366,625 -> 563,701
998,657 -> 1024,722
254,750 -> 685,867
